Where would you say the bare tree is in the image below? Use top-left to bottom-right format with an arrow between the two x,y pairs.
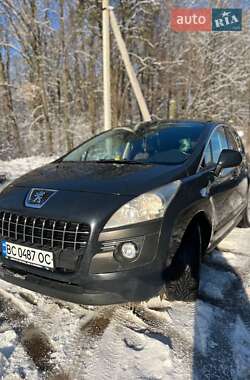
0,0 -> 249,158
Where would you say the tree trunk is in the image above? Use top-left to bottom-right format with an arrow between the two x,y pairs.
0,48 -> 21,155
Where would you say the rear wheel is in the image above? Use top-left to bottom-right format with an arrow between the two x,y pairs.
164,223 -> 202,302
238,187 -> 250,228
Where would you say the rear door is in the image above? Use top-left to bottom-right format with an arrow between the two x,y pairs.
225,127 -> 248,215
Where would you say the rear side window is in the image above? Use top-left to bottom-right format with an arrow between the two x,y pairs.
232,130 -> 244,153
227,130 -> 239,151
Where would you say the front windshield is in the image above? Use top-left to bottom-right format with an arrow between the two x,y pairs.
63,122 -> 205,165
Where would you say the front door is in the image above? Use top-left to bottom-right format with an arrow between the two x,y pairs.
202,126 -> 245,232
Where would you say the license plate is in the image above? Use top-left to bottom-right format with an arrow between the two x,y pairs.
1,241 -> 54,270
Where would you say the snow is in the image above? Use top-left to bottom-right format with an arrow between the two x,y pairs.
231,316 -> 250,379
0,330 -> 17,359
199,265 -> 237,301
0,156 -> 249,379
0,156 -> 55,183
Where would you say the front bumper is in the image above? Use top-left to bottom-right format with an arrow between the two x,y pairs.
0,219 -> 165,304
0,262 -> 164,304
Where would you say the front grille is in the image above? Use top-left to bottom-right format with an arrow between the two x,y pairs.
0,211 -> 90,251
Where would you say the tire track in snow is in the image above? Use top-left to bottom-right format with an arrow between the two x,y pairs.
0,285 -> 55,378
130,302 -> 194,365
82,306 -> 180,380
0,286 -> 95,378
51,306 -> 116,380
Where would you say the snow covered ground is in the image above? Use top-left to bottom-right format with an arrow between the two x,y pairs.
0,156 -> 55,183
0,157 -> 249,380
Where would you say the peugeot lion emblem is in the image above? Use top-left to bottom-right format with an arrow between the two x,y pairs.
25,188 -> 58,209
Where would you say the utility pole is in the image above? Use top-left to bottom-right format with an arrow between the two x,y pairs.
102,0 -> 112,131
102,2 -> 151,129
109,8 -> 151,122
169,99 -> 177,120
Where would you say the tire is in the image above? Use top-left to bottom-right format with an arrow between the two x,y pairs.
238,187 -> 250,228
164,223 -> 202,302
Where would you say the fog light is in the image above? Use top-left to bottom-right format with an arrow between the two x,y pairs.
120,242 -> 138,260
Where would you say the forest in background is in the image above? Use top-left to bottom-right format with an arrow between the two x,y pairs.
0,0 -> 250,159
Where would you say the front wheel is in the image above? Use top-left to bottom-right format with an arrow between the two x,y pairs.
238,187 -> 250,228
164,223 -> 202,302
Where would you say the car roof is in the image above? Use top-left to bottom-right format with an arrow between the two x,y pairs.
131,119 -> 219,132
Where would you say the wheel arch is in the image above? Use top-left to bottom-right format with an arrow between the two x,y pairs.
166,208 -> 213,267
187,211 -> 212,253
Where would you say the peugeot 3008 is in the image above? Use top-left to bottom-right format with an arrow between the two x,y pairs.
0,120 -> 249,304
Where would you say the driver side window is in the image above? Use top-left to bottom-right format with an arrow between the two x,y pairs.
201,127 -> 229,170
210,127 -> 228,163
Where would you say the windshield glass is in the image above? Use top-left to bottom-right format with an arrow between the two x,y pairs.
62,122 -> 205,165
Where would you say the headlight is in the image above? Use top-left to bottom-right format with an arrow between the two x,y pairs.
104,180 -> 181,229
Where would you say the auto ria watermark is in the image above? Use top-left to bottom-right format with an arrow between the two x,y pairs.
171,8 -> 242,32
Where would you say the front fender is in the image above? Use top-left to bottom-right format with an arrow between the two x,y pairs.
158,173 -> 214,267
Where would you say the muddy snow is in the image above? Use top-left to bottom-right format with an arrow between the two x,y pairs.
0,157 -> 249,380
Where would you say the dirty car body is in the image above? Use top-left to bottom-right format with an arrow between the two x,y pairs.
0,120 -> 248,304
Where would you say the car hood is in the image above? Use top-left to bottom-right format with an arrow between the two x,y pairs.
10,161 -> 186,196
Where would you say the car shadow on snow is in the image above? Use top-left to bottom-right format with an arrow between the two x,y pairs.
193,249 -> 250,380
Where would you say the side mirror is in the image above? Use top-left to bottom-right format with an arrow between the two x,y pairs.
215,149 -> 242,176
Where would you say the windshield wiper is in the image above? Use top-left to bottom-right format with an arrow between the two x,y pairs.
94,159 -> 150,165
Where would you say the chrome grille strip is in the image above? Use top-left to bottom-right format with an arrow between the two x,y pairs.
41,219 -> 46,246
2,212 -> 5,236
51,221 -> 56,248
23,217 -> 27,241
0,230 -> 87,245
15,215 -> 19,240
62,222 -> 67,249
74,224 -> 79,250
4,220 -> 89,234
8,213 -> 12,238
32,218 -> 36,244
